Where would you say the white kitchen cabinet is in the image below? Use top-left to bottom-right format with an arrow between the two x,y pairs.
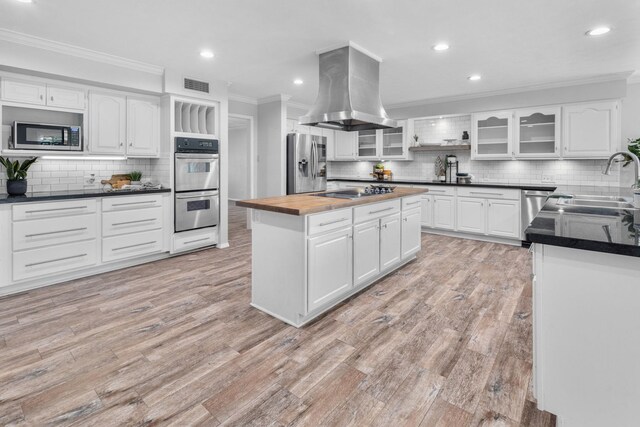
1,78 -> 46,105
487,199 -> 520,238
307,227 -> 353,312
561,214 -> 621,242
352,121 -> 411,161
562,101 -> 619,158
353,219 -> 380,285
89,92 -> 127,154
420,195 -> 434,227
380,212 -> 401,270
356,129 -> 378,159
46,85 -> 86,110
515,106 -> 561,159
1,78 -> 85,110
322,129 -> 335,160
333,131 -> 357,160
286,118 -> 299,133
457,197 -> 486,234
126,98 -> 160,157
471,110 -> 514,160
401,207 -> 421,259
433,195 -> 456,230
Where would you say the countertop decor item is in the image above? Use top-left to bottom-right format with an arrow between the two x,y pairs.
129,171 -> 143,185
412,134 -> 419,147
101,174 -> 131,189
0,156 -> 37,196
435,156 -> 445,181
462,131 -> 469,140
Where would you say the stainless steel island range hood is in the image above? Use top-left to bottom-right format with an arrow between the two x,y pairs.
300,44 -> 397,132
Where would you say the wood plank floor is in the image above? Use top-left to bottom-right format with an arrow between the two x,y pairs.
0,204 -> 556,426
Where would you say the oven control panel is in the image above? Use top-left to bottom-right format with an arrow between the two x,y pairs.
175,137 -> 219,153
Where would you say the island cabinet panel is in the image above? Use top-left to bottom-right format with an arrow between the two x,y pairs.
401,207 -> 422,258
307,227 -> 353,312
380,212 -> 402,270
354,219 -> 380,285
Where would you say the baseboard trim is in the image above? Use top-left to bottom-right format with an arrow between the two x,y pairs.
422,228 -> 522,246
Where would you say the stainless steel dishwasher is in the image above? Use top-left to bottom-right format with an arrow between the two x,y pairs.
521,190 -> 554,241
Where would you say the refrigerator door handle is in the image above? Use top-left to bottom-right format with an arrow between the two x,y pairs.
313,139 -> 318,179
309,140 -> 315,179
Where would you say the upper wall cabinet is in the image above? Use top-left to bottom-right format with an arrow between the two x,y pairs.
89,92 -> 159,157
471,111 -> 514,160
353,120 -> 411,161
1,78 -> 85,110
333,131 -> 357,160
515,107 -> 561,159
562,101 -> 619,159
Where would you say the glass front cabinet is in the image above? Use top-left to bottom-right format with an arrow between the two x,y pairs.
471,111 -> 514,159
515,107 -> 561,158
355,120 -> 410,160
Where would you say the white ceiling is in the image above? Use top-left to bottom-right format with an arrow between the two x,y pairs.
1,0 -> 639,106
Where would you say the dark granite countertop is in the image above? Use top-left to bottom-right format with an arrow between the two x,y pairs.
327,177 -> 557,191
525,187 -> 640,257
0,187 -> 171,205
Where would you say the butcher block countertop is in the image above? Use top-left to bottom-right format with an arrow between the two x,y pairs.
236,187 -> 428,216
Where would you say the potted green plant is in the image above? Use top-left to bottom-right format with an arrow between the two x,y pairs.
129,171 -> 143,185
0,156 -> 37,196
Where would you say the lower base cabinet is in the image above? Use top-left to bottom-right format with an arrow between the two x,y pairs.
433,196 -> 456,230
457,197 -> 486,234
487,199 -> 520,238
307,227 -> 353,312
401,208 -> 422,258
380,212 -> 402,270
354,220 -> 380,285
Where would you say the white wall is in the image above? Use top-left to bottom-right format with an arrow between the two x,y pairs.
257,100 -> 286,197
228,125 -> 250,200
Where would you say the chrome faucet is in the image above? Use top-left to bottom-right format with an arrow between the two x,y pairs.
603,151 -> 640,188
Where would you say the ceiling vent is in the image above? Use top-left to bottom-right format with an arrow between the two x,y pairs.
184,78 -> 210,93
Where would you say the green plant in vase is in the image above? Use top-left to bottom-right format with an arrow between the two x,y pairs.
129,171 -> 143,184
0,156 -> 38,196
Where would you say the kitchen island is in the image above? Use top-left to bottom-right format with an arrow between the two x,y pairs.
237,187 -> 427,327
526,191 -> 640,427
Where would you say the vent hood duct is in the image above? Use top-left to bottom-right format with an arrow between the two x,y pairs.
300,44 -> 397,132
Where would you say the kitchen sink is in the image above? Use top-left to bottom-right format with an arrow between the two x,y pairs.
556,195 -> 636,210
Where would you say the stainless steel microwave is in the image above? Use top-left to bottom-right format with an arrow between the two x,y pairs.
13,121 -> 82,151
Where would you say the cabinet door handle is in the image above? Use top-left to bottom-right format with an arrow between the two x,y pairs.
50,96 -> 54,102
112,218 -> 156,226
26,253 -> 87,267
369,207 -> 394,214
112,241 -> 157,251
319,217 -> 349,227
40,94 -> 43,101
112,200 -> 156,207
25,206 -> 87,214
25,227 -> 88,238
470,191 -> 503,196
120,142 -> 124,147
129,142 -> 133,147
403,217 -> 408,222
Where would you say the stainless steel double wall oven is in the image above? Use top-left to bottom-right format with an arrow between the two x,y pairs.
174,137 -> 220,233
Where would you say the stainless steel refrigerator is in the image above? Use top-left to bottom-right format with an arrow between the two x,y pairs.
286,133 -> 327,194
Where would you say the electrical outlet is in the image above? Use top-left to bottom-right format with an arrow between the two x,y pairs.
542,175 -> 555,183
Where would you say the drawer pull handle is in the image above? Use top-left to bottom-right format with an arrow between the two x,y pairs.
25,206 -> 88,214
25,227 -> 88,238
405,201 -> 421,206
112,218 -> 157,226
469,191 -> 504,196
111,201 -> 156,207
319,217 -> 349,226
184,237 -> 211,245
369,207 -> 394,214
26,253 -> 87,267
429,190 -> 446,193
112,241 -> 157,251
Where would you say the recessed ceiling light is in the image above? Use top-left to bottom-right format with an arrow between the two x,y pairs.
468,74 -> 481,81
293,79 -> 303,85
432,43 -> 449,51
586,27 -> 611,36
200,50 -> 214,59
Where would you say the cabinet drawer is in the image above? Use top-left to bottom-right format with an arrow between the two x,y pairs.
102,194 -> 163,212
103,206 -> 163,237
13,240 -> 97,282
457,187 -> 519,200
413,185 -> 456,196
402,196 -> 422,210
353,199 -> 400,224
173,228 -> 218,253
308,208 -> 353,236
13,199 -> 97,221
102,229 -> 164,263
13,214 -> 97,251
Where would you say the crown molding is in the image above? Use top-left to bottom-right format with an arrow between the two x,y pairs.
387,71 -> 635,110
228,93 -> 258,105
257,94 -> 291,105
0,28 -> 164,76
